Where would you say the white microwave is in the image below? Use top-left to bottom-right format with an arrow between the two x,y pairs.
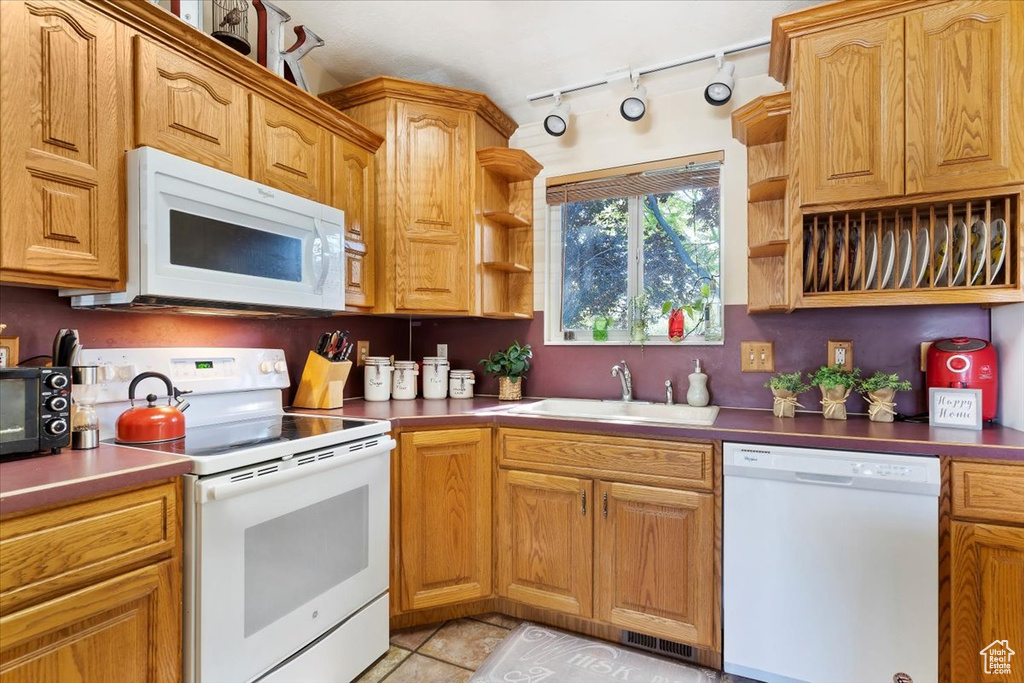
65,147 -> 344,316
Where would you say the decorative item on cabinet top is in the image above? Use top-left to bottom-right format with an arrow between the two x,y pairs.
800,193 -> 1020,305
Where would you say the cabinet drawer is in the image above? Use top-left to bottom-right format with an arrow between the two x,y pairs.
498,428 -> 712,490
951,461 -> 1024,525
0,482 -> 178,614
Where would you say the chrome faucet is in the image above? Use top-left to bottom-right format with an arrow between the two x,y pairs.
665,379 -> 674,405
611,360 -> 633,402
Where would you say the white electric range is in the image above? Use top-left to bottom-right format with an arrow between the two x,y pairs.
83,347 -> 394,683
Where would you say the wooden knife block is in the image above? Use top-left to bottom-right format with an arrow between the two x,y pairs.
293,352 -> 352,409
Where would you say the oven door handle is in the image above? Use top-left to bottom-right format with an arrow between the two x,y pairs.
200,438 -> 395,503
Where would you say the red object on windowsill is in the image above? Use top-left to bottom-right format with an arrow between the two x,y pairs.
668,309 -> 685,342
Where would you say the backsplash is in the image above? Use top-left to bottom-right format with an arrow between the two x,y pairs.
0,286 -> 409,400
412,305 -> 991,416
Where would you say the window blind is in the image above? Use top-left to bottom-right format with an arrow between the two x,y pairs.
546,159 -> 721,206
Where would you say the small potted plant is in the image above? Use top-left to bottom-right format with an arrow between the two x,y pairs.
479,340 -> 533,401
807,365 -> 861,420
858,371 -> 912,423
764,372 -> 810,418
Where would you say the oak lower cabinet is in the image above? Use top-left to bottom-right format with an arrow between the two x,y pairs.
497,470 -> 594,618
396,428 -> 492,612
949,461 -> 1024,683
0,0 -> 125,290
596,482 -> 714,647
0,480 -> 182,683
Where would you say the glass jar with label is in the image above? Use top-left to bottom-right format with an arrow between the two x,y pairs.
448,369 -> 475,399
392,361 -> 419,400
364,357 -> 393,402
421,357 -> 450,399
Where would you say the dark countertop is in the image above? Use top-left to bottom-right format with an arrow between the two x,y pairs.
294,396 -> 1024,462
0,445 -> 193,516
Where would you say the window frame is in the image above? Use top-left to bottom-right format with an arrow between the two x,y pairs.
544,153 -> 726,347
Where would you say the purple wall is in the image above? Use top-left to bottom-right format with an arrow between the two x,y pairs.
0,286 -> 408,400
412,305 -> 991,415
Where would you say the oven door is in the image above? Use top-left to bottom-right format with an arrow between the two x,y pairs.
135,147 -> 344,311
0,370 -> 39,457
187,437 -> 393,683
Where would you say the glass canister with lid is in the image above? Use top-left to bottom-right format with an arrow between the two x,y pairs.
448,369 -> 475,399
364,357 -> 393,401
421,356 -> 450,399
392,361 -> 419,400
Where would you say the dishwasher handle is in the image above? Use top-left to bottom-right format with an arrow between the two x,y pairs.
794,472 -> 855,487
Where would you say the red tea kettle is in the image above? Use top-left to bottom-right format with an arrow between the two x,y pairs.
116,372 -> 192,444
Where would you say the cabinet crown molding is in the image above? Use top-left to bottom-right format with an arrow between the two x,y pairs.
769,0 -> 945,83
321,75 -> 518,140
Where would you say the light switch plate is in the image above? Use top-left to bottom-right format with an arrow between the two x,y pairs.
356,341 -> 370,367
827,340 -> 854,371
740,341 -> 775,372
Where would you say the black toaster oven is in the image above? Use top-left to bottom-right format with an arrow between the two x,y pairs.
0,367 -> 71,458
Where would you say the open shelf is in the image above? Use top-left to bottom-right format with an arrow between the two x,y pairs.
731,91 -> 790,146
748,240 -> 789,259
482,210 -> 531,228
482,311 -> 532,319
749,177 -> 787,203
484,260 -> 531,273
477,147 -> 544,182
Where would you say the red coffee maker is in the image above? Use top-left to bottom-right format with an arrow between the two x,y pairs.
926,337 -> 998,421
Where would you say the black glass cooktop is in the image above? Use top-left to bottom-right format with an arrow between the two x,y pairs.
106,414 -> 377,458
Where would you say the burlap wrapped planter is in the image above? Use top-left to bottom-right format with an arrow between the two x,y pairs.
865,387 -> 897,422
819,385 -> 852,420
771,389 -> 802,418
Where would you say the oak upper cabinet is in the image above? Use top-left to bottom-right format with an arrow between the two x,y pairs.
250,95 -> 330,203
0,481 -> 181,683
596,482 -> 715,648
497,469 -> 594,618
905,1 -> 1024,194
0,0 -> 124,289
794,16 -> 905,205
398,429 -> 492,612
322,77 -> 522,315
393,101 -> 473,312
332,137 -> 376,310
950,522 -> 1024,683
133,37 -> 248,177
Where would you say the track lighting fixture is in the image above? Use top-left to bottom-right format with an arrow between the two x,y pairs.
620,76 -> 647,122
543,93 -> 571,137
704,53 -> 735,106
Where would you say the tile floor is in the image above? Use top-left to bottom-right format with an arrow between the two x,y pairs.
355,614 -> 523,682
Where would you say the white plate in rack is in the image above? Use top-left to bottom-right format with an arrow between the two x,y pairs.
969,219 -> 988,285
880,228 -> 896,289
864,231 -> 879,290
951,219 -> 969,286
988,218 -> 1007,284
803,224 -> 815,291
933,219 -> 950,286
849,222 -> 863,289
896,227 -> 913,288
913,223 -> 930,288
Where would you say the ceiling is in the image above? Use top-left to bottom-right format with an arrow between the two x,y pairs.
275,0 -> 821,125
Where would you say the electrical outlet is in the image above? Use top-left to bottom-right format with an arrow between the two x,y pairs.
827,340 -> 854,371
740,341 -> 775,372
437,344 -> 448,358
356,341 -> 370,367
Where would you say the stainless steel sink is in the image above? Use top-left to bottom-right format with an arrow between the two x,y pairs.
508,398 -> 719,426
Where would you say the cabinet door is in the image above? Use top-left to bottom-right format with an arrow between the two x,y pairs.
134,36 -> 248,176
0,560 -> 180,683
906,1 -> 1024,194
795,16 -> 905,205
250,95 -> 329,203
0,0 -> 123,289
399,429 -> 492,611
497,469 -> 593,617
332,137 -> 375,310
596,482 -> 714,647
393,101 -> 473,312
951,522 -> 1024,683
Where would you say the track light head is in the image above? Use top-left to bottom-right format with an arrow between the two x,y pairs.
620,78 -> 647,122
704,55 -> 735,106
543,93 -> 571,137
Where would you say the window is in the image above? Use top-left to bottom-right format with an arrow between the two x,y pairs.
546,153 -> 724,345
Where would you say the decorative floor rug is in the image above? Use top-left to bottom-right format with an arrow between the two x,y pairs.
470,623 -> 719,683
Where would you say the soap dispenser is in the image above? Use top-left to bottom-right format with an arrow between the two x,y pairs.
686,358 -> 710,407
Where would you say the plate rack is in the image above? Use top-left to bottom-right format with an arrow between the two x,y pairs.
801,194 -> 1019,303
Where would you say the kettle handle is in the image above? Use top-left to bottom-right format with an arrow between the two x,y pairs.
128,372 -> 175,403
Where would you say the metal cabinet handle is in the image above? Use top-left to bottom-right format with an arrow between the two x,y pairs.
581,490 -> 587,516
603,492 -> 608,519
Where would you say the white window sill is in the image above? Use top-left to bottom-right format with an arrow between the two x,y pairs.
543,338 -> 725,347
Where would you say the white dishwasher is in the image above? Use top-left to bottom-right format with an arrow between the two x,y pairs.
723,442 -> 940,683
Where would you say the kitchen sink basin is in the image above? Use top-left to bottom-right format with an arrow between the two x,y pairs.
508,398 -> 720,426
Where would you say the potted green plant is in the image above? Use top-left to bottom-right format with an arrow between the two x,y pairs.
764,371 -> 810,418
858,371 -> 912,423
479,340 -> 533,401
807,365 -> 861,420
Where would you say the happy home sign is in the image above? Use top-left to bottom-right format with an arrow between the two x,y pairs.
929,388 -> 983,430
